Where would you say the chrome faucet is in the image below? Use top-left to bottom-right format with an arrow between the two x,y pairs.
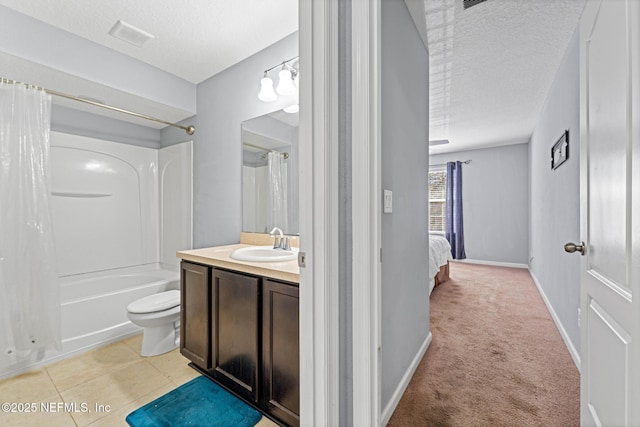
270,227 -> 284,249
269,227 -> 289,250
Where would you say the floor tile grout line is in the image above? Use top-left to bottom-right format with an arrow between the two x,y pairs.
48,342 -> 144,394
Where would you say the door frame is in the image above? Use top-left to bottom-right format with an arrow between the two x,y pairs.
298,0 -> 340,425
299,0 -> 382,424
351,0 -> 382,425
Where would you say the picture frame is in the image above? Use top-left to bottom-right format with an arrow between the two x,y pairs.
551,130 -> 569,170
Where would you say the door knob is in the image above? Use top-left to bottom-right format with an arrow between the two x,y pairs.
564,242 -> 585,256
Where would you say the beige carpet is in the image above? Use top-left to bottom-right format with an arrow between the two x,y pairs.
388,262 -> 580,426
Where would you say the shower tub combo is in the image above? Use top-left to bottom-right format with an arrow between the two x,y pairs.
0,132 -> 191,379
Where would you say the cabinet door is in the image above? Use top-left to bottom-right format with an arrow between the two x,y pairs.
211,269 -> 260,402
262,279 -> 300,426
180,261 -> 210,370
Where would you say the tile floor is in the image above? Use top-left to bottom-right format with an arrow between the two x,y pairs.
0,334 -> 278,427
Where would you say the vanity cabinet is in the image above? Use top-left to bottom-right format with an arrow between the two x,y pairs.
179,259 -> 300,427
262,279 -> 300,426
180,261 -> 211,370
211,268 -> 260,402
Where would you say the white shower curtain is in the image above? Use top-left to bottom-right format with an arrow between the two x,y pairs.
267,151 -> 288,232
0,81 -> 61,367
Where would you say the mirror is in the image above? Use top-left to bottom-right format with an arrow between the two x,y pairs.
242,110 -> 299,235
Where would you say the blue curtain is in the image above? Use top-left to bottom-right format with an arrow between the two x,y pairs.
446,161 -> 466,259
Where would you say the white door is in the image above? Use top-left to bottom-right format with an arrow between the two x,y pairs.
576,0 -> 640,425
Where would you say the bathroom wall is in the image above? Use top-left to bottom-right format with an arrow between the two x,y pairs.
163,32 -> 298,248
52,105 -> 162,149
0,5 -> 195,115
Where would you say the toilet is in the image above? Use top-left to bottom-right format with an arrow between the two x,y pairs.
126,290 -> 181,357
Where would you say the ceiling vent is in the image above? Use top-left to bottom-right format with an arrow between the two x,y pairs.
108,20 -> 154,47
463,0 -> 488,10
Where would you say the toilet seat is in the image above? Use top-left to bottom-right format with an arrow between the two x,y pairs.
127,290 -> 180,314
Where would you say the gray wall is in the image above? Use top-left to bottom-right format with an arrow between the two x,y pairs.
528,28 -> 580,353
430,143 -> 529,264
52,105 -> 161,148
0,5 -> 195,113
381,0 -> 430,409
181,33 -> 298,248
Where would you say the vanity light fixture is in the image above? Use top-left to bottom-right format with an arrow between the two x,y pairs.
258,73 -> 278,102
257,56 -> 299,104
277,67 -> 296,95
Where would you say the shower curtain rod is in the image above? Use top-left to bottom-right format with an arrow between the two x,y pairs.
429,159 -> 472,168
243,142 -> 289,159
1,78 -> 195,135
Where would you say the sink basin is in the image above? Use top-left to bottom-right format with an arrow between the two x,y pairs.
230,245 -> 298,262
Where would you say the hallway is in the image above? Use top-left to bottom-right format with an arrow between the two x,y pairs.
389,262 -> 579,426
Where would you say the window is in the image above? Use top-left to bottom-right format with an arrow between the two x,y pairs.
428,168 -> 447,233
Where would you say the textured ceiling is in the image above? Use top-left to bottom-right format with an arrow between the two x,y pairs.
0,0 -> 587,146
0,0 -> 298,84
427,0 -> 586,153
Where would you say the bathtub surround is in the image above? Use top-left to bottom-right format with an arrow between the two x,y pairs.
0,132 -> 192,380
0,82 -> 61,368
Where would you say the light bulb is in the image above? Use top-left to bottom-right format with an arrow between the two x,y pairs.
277,68 -> 296,95
283,104 -> 299,114
258,76 -> 277,102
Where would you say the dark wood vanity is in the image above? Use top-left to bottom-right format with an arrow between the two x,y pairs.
180,256 -> 300,427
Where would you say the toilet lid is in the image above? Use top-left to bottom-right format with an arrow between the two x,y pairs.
127,290 -> 180,314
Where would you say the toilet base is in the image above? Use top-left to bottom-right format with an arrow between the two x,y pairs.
140,322 -> 180,357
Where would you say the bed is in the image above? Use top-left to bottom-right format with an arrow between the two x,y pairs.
429,234 -> 453,294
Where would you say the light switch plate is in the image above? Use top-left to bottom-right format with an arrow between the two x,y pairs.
383,190 -> 393,213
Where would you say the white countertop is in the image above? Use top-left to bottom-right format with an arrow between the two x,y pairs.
177,244 -> 300,284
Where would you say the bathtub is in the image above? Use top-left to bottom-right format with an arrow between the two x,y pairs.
60,264 -> 179,354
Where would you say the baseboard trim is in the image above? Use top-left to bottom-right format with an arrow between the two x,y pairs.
528,269 -> 581,371
454,259 -> 528,269
380,331 -> 432,426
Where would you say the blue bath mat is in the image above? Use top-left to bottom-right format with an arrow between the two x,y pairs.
125,376 -> 262,427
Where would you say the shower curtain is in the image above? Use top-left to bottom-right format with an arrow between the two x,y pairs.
267,151 -> 289,232
0,81 -> 61,367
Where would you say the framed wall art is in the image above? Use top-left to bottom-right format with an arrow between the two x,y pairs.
551,130 -> 569,170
